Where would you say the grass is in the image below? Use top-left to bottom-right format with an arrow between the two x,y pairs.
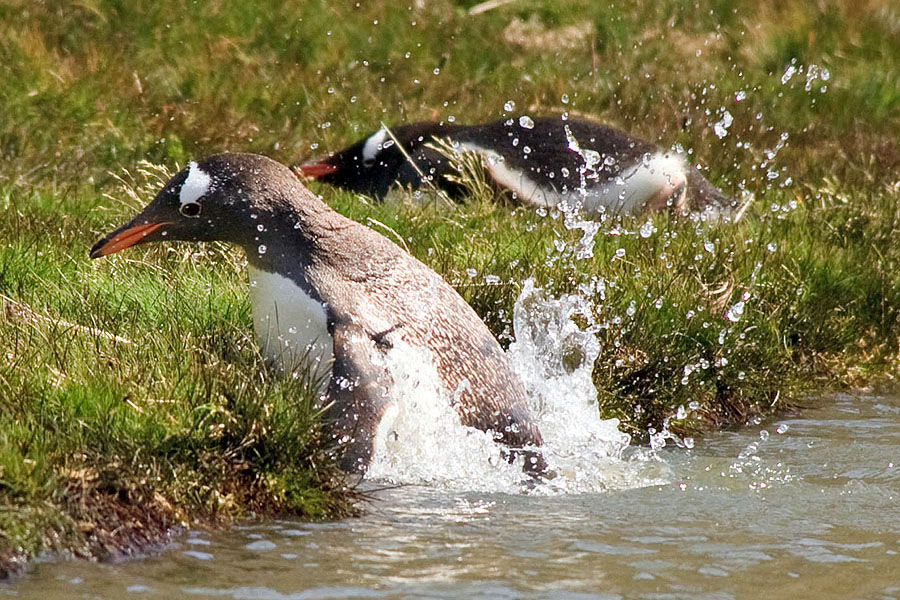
0,170 -> 356,576
1,0 -> 899,576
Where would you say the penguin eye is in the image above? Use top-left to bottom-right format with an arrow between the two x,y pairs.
180,201 -> 201,218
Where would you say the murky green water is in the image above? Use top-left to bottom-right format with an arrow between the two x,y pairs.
9,392 -> 900,599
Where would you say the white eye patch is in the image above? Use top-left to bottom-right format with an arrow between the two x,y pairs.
179,161 -> 212,206
362,127 -> 390,164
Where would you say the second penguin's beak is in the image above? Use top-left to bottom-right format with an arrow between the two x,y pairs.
89,221 -> 171,259
295,159 -> 339,180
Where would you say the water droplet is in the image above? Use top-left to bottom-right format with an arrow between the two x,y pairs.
519,115 -> 535,129
258,244 -> 267,255
640,221 -> 656,238
465,268 -> 477,278
735,90 -> 746,101
725,300 -> 744,322
781,64 -> 797,85
767,242 -> 778,253
433,68 -> 440,75
503,100 -> 516,112
776,424 -> 790,434
714,110 -> 733,138
561,93 -> 570,104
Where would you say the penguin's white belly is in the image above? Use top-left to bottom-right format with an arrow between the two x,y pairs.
461,144 -> 686,215
585,152 -> 687,214
247,265 -> 334,388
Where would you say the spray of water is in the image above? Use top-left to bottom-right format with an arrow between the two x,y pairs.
365,342 -> 526,493
365,281 -> 672,494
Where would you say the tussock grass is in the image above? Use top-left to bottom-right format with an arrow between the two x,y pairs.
1,0 -> 898,575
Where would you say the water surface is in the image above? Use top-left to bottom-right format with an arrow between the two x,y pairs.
12,392 -> 899,599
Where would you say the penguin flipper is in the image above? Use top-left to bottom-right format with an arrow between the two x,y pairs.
323,323 -> 394,474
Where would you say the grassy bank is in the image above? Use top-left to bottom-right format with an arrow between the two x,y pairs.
1,0 -> 898,576
0,172 -> 359,575
0,172 -> 356,576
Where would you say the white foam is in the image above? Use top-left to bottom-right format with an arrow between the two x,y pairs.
362,127 -> 389,164
365,341 -> 526,493
364,282 -> 672,494
179,161 -> 212,207
247,264 -> 334,387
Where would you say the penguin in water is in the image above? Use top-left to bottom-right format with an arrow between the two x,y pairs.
298,116 -> 733,217
90,153 -> 547,477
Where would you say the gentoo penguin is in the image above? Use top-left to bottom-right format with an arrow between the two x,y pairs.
90,153 -> 546,477
298,116 -> 732,217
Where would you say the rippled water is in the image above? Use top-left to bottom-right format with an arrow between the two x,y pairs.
11,391 -> 900,600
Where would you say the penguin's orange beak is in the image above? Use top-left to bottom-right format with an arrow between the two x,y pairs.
90,221 -> 171,258
294,159 -> 339,179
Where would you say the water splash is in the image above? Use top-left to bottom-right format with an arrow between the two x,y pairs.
564,125 -> 603,196
781,61 -> 798,85
365,342 -> 525,493
365,281 -> 672,494
510,280 -> 671,492
713,110 -> 733,139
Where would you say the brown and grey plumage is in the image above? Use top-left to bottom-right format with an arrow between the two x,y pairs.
90,153 -> 546,476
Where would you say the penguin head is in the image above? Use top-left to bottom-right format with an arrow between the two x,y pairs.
296,122 -> 447,200
90,153 -> 302,258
